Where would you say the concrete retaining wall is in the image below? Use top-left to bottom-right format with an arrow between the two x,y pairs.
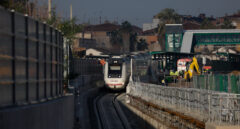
0,95 -> 74,129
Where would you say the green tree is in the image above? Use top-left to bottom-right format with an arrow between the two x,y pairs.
200,18 -> 216,29
155,8 -> 181,24
155,8 -> 182,51
121,21 -> 139,52
46,8 -> 61,28
0,0 -> 28,14
110,21 -> 137,52
130,33 -> 137,52
119,21 -> 130,52
221,18 -> 235,29
120,21 -> 132,32
57,18 -> 83,44
44,7 -> 83,44
110,30 -> 123,45
0,0 -> 9,8
137,39 -> 148,51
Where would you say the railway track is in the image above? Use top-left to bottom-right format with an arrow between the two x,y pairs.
94,93 -> 132,129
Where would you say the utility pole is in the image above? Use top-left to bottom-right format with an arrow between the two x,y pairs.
70,4 -> 73,20
48,0 -> 52,18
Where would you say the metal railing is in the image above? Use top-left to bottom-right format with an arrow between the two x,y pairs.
127,81 -> 240,125
193,74 -> 240,94
0,8 -> 64,108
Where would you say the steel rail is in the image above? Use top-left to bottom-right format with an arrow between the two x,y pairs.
94,93 -> 131,129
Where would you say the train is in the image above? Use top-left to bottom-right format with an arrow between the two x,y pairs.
103,56 -> 131,90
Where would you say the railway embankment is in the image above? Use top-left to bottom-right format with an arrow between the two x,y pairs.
72,75 -> 240,129
126,81 -> 240,129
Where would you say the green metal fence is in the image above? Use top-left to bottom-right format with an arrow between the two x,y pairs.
193,74 -> 240,93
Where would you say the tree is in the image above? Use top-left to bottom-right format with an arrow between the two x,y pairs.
0,0 -> 28,14
155,8 -> 181,24
120,21 -> 139,52
221,18 -> 235,29
155,8 -> 182,51
130,33 -> 137,52
137,38 -> 148,51
120,21 -> 133,52
46,8 -> 61,27
110,21 -> 137,53
120,21 -> 132,32
110,30 -> 123,45
57,18 -> 83,44
200,18 -> 216,29
0,0 -> 9,8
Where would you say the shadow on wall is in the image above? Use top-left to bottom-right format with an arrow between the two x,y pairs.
0,95 -> 74,129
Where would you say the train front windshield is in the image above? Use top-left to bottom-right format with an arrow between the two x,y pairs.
108,63 -> 122,78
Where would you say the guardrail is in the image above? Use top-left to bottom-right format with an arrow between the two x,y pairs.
127,81 -> 240,125
0,7 -> 64,108
193,74 -> 240,94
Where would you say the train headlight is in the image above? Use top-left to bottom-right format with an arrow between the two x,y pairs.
109,75 -> 111,78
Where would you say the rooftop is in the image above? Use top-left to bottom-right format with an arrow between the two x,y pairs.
142,28 -> 157,35
183,22 -> 201,30
84,23 -> 142,34
84,23 -> 121,32
185,29 -> 240,33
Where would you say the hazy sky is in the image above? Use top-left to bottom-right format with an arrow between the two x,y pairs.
41,0 -> 240,27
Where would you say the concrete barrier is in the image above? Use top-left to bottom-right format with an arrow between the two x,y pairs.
0,95 -> 74,129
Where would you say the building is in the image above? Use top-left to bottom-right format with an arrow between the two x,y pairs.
181,29 -> 240,54
217,13 -> 240,29
182,21 -> 201,30
83,23 -> 121,50
73,23 -> 143,56
86,48 -> 103,56
165,24 -> 240,54
137,35 -> 160,51
165,24 -> 184,52
143,18 -> 160,31
72,23 -> 120,56
138,28 -> 161,51
181,14 -> 216,25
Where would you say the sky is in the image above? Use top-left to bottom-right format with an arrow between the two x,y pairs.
39,0 -> 240,27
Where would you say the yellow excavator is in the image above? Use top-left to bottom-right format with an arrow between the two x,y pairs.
184,57 -> 201,81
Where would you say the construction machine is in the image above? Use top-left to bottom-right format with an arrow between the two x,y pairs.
184,57 -> 201,81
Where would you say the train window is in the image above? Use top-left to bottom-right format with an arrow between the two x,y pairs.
178,62 -> 183,66
110,66 -> 121,70
108,63 -> 122,77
